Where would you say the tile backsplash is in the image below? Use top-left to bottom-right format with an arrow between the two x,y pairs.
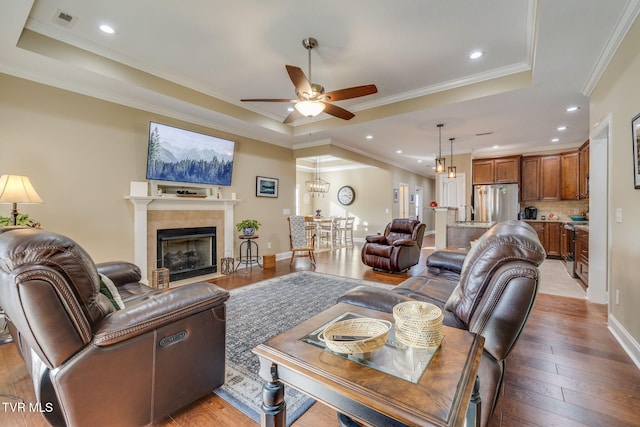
519,200 -> 589,220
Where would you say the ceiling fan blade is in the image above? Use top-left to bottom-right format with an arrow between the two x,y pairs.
324,85 -> 378,101
241,98 -> 293,102
283,109 -> 302,124
286,65 -> 312,95
322,102 -> 355,120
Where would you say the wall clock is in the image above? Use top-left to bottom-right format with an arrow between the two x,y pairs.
337,185 -> 355,205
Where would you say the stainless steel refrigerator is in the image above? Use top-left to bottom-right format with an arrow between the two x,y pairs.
473,183 -> 519,223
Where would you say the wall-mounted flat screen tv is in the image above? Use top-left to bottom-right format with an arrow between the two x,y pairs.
146,122 -> 235,186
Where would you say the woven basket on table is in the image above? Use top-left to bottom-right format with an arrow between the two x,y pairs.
393,301 -> 444,348
318,318 -> 392,354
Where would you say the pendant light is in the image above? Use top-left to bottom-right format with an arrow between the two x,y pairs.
435,123 -> 446,173
447,137 -> 457,178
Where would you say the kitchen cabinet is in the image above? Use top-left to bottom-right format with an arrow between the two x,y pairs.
540,155 -> 561,200
579,140 -> 589,199
524,220 -> 561,258
525,220 -> 545,245
561,151 -> 580,200
472,155 -> 520,185
575,228 -> 589,286
560,142 -> 589,201
520,155 -> 561,201
545,221 -> 561,257
521,157 -> 540,201
472,159 -> 494,185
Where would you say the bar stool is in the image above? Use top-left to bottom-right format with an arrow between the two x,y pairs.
236,235 -> 262,271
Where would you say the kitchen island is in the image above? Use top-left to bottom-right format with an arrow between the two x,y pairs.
446,221 -> 496,248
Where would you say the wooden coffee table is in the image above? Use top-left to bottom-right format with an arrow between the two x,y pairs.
252,303 -> 484,427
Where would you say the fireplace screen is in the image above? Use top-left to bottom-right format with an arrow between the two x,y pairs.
157,227 -> 216,281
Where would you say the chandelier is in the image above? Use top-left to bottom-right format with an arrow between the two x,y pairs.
305,156 -> 330,197
435,123 -> 446,173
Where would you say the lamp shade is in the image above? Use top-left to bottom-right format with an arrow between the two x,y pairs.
295,100 -> 326,117
0,175 -> 43,204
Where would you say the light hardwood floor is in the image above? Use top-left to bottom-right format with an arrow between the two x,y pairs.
1,234 -> 639,426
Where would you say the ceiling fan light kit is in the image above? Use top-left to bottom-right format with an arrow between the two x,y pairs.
295,100 -> 325,117
241,37 -> 377,123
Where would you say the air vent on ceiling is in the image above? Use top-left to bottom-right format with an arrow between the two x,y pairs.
475,132 -> 494,137
51,9 -> 78,29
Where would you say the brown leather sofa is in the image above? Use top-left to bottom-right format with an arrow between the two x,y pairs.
361,218 -> 426,273
0,227 -> 230,427
340,220 -> 546,427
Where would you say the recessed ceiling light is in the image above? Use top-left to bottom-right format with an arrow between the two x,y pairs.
287,107 -> 294,112
565,106 -> 580,112
551,138 -> 560,142
469,51 -> 483,59
557,126 -> 567,131
396,150 -> 402,154
99,24 -> 116,34
493,145 -> 500,149
417,159 -> 423,163
366,135 -> 373,140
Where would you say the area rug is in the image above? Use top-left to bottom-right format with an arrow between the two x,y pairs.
213,271 -> 393,426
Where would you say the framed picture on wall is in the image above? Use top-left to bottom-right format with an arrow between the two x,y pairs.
393,188 -> 399,203
633,112 -> 640,189
256,176 -> 279,197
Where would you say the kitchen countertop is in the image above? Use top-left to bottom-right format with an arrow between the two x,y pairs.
521,219 -> 589,230
522,218 -> 587,223
449,221 -> 496,228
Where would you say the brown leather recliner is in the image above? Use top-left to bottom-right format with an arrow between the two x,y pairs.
0,227 -> 230,427
361,218 -> 426,272
340,220 -> 546,427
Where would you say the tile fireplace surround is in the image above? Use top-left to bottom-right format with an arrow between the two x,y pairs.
126,195 -> 238,284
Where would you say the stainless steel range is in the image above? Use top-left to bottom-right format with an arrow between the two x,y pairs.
563,221 -> 588,277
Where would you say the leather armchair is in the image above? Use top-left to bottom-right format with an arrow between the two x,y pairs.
0,227 -> 229,427
341,220 -> 546,427
361,218 -> 426,272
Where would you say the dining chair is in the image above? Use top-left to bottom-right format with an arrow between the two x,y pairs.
319,216 -> 341,248
288,216 -> 316,266
341,216 -> 355,247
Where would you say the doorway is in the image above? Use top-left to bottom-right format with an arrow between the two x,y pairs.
399,183 -> 409,218
415,186 -> 423,221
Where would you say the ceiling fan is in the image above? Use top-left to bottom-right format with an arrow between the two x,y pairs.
241,37 -> 378,124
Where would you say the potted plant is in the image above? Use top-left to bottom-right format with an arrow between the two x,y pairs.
0,213 -> 40,228
235,219 -> 261,236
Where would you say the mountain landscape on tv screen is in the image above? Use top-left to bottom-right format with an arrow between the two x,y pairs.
147,123 -> 234,186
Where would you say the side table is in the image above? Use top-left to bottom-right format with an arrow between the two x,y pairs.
236,235 -> 262,271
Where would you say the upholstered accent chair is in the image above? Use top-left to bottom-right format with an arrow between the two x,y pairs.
361,218 -> 426,272
0,226 -> 229,426
288,215 -> 316,266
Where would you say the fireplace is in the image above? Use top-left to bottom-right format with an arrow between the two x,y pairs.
157,227 -> 217,281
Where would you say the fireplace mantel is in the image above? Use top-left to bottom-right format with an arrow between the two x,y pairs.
126,195 -> 239,284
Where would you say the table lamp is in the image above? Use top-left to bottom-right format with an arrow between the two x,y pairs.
0,174 -> 43,225
0,174 -> 42,349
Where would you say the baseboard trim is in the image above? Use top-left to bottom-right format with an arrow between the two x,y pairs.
608,313 -> 640,370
